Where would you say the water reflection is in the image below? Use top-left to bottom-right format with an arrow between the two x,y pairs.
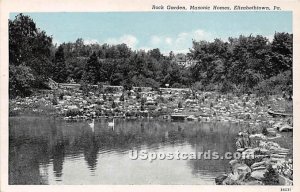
9,117 -> 240,185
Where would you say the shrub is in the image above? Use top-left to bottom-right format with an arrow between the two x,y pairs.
262,165 -> 279,185
104,86 -> 116,93
178,101 -> 183,108
172,83 -> 182,88
52,96 -> 58,105
136,92 -> 141,100
112,101 -> 117,108
141,97 -> 147,105
59,92 -> 64,100
119,94 -> 125,102
80,80 -> 91,96
65,109 -> 82,117
262,126 -> 269,136
192,81 -> 203,91
254,70 -> 292,97
156,96 -> 165,103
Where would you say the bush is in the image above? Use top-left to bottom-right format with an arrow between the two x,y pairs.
119,94 -> 125,102
156,96 -> 165,103
220,80 -> 235,93
262,126 -> 269,136
59,92 -> 64,100
9,65 -> 35,98
172,83 -> 182,88
80,80 -> 91,96
178,101 -> 183,108
192,81 -> 203,91
52,97 -> 58,105
141,97 -> 147,105
104,86 -> 117,93
112,101 -> 117,108
65,109 -> 82,117
262,165 -> 280,185
254,70 -> 292,97
136,92 -> 141,100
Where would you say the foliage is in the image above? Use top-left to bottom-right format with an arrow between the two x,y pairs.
262,126 -> 269,136
65,109 -> 82,117
178,101 -> 183,108
52,45 -> 67,83
9,65 -> 35,98
9,14 -> 293,98
262,165 -> 280,185
9,14 -> 53,97
112,101 -> 117,108
80,80 -> 91,96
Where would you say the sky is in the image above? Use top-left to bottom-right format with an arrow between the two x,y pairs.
10,12 -> 292,55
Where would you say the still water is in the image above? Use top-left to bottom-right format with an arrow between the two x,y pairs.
9,117 -> 241,185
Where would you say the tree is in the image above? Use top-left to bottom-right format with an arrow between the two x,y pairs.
9,65 -> 35,98
53,45 -> 67,83
262,165 -> 279,185
271,32 -> 293,73
9,13 -> 53,97
82,52 -> 100,84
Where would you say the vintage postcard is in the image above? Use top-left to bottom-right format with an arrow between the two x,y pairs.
0,0 -> 299,191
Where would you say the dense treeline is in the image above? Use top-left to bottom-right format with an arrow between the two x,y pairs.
9,14 -> 293,98
189,34 -> 292,96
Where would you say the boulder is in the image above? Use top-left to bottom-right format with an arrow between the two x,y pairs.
279,124 -> 293,132
252,166 -> 267,171
229,159 -> 239,167
251,169 -> 267,180
250,134 -> 266,140
267,130 -> 277,137
267,128 -> 276,132
271,154 -> 286,159
259,148 -> 270,154
251,161 -> 266,169
278,175 -> 293,185
231,163 -> 251,181
242,148 -> 255,158
222,173 -> 241,185
240,180 -> 263,185
68,105 -> 78,110
215,174 -> 228,185
236,164 -> 251,175
273,122 -> 282,129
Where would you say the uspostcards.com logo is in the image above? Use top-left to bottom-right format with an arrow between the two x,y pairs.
129,150 -> 254,162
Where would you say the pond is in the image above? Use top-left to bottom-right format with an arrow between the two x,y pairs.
9,117 -> 241,185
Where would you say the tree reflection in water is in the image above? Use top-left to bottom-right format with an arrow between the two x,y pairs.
9,117 -> 240,184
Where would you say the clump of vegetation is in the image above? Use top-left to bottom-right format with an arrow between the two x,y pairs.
65,109 -> 82,117
178,101 -> 183,108
52,96 -> 58,105
9,13 -> 292,99
59,92 -> 64,100
136,92 -> 141,100
112,101 -> 117,108
262,165 -> 280,185
244,150 -> 266,167
119,94 -> 125,102
262,126 -> 269,136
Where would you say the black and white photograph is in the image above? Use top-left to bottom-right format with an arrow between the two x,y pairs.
1,1 -> 297,190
